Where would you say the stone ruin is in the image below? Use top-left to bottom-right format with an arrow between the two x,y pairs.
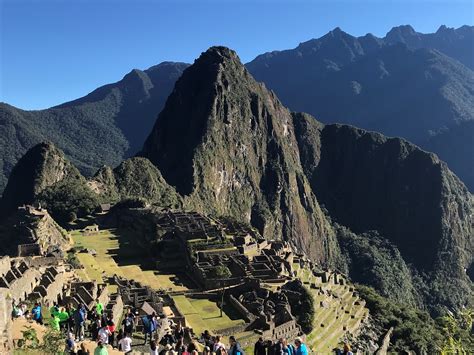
228,280 -> 301,341
113,276 -> 185,328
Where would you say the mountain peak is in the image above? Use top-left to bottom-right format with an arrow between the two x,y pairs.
0,142 -> 81,213
387,24 -> 417,36
192,46 -> 242,70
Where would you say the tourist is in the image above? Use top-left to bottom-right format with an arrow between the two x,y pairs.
20,303 -> 28,318
77,343 -> 90,355
12,303 -> 21,318
174,322 -> 184,340
116,328 -> 124,350
213,335 -> 225,353
142,313 -> 157,345
200,329 -> 212,347
96,299 -> 104,317
98,324 -> 111,345
73,304 -> 86,341
175,337 -> 184,352
266,340 -> 275,355
58,307 -> 70,331
294,338 -> 308,355
122,309 -> 135,334
254,337 -> 266,355
159,344 -> 172,355
273,338 -> 284,354
65,332 -> 76,354
179,344 -> 189,355
91,318 -> 101,341
150,340 -> 159,355
342,343 -> 353,355
229,335 -> 244,355
31,302 -> 43,324
203,346 -> 211,355
188,342 -> 199,355
94,341 -> 109,355
106,314 -> 116,348
159,330 -> 176,347
282,339 -> 295,355
118,332 -> 132,354
66,304 -> 75,331
50,313 -> 61,331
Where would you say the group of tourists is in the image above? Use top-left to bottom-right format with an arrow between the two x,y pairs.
13,299 -> 354,354
253,336 -> 308,355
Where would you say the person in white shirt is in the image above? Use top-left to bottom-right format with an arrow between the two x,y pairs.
118,333 -> 132,353
213,335 -> 225,353
98,325 -> 111,344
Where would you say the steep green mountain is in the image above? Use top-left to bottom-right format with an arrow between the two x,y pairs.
91,157 -> 182,208
0,62 -> 188,192
141,47 -> 473,313
247,26 -> 474,191
141,46 -> 340,265
293,114 -> 473,313
0,141 -> 181,223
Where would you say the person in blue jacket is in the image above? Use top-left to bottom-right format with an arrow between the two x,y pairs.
31,303 -> 42,324
294,338 -> 308,355
142,313 -> 157,345
229,335 -> 245,355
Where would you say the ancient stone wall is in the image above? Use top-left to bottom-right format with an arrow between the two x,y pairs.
0,289 -> 12,354
0,257 -> 10,277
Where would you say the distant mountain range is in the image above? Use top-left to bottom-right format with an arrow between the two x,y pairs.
0,24 -> 472,193
0,62 -> 187,190
247,25 -> 474,190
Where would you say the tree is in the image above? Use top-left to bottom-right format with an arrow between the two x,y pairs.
214,265 -> 232,317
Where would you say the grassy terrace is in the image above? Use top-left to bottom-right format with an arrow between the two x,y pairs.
294,263 -> 368,353
71,228 -> 246,337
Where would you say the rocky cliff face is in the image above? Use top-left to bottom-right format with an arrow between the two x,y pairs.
293,116 -> 474,312
141,47 -> 339,264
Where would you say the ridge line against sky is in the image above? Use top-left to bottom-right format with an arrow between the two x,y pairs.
1,0 -> 473,110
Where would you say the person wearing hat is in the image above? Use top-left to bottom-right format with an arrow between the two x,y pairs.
294,338 -> 308,355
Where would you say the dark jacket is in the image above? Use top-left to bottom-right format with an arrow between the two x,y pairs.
254,341 -> 266,355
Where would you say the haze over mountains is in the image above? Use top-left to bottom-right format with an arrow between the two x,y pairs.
1,25 -> 473,195
1,46 -> 472,319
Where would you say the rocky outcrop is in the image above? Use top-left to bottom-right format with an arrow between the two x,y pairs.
92,157 -> 182,208
0,142 -> 83,214
141,47 -> 339,264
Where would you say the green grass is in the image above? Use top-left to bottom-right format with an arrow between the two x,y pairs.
172,295 -> 244,335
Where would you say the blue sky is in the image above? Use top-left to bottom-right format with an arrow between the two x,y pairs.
1,0 -> 473,109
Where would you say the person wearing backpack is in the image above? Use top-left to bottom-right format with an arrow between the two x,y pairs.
229,335 -> 245,355
122,309 -> 135,334
282,339 -> 295,355
294,338 -> 308,355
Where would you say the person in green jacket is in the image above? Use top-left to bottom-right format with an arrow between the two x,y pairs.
94,341 -> 108,355
50,315 -> 60,331
95,299 -> 104,316
57,308 -> 69,331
